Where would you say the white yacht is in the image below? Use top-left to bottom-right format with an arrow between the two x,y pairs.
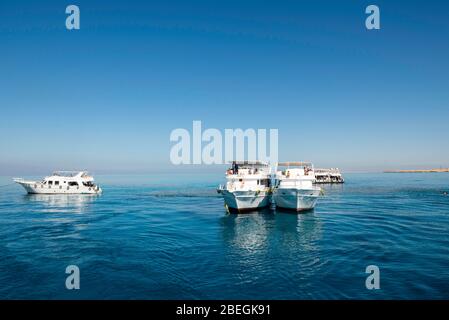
13,171 -> 102,195
217,161 -> 272,212
314,168 -> 345,184
273,162 -> 321,211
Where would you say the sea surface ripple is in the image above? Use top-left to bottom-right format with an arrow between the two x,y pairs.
0,173 -> 448,299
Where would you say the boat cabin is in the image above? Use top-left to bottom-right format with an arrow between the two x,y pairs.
275,162 -> 316,188
40,171 -> 96,188
224,161 -> 272,190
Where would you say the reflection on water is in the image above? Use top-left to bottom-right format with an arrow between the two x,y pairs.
221,209 -> 322,258
277,210 -> 323,250
221,209 -> 274,253
22,194 -> 99,214
220,210 -> 324,296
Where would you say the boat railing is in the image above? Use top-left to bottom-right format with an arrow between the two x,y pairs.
315,168 -> 342,175
52,171 -> 87,177
226,169 -> 270,176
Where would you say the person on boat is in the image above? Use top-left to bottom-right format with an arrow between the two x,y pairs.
232,161 -> 239,174
304,166 -> 312,176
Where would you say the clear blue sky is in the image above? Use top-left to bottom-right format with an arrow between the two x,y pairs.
1,0 -> 448,174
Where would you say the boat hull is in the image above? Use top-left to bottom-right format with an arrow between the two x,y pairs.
219,189 -> 271,212
273,187 -> 320,211
14,181 -> 102,195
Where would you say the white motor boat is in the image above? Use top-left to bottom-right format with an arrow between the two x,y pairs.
273,162 -> 321,211
314,168 -> 345,184
14,171 -> 102,195
217,161 -> 272,212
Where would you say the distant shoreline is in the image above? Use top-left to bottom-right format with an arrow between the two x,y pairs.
384,168 -> 449,173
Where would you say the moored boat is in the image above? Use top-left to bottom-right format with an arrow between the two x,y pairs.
314,168 -> 344,184
273,162 -> 321,211
217,161 -> 272,212
14,171 -> 102,195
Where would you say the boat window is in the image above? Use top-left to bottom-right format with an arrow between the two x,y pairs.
48,181 -> 53,185
55,181 -> 59,186
68,182 -> 79,187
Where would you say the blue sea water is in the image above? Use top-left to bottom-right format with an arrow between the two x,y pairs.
0,173 -> 448,299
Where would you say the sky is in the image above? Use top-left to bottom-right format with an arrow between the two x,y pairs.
1,0 -> 449,174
